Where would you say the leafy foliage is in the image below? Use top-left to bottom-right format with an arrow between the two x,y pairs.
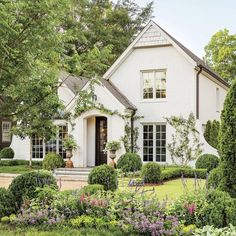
208,166 -> 223,189
194,224 -> 236,236
42,152 -> 65,170
195,154 -> 219,172
218,80 -> 236,197
0,147 -> 14,159
205,29 -> 236,83
88,164 -> 118,191
8,170 -> 57,208
141,162 -> 161,183
117,153 -> 142,173
79,184 -> 104,196
204,120 -> 211,144
0,188 -> 16,218
204,120 -> 220,149
166,113 -> 203,166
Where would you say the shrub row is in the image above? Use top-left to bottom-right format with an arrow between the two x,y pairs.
0,159 -> 42,166
161,167 -> 208,181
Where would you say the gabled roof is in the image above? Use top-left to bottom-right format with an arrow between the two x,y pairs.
103,20 -> 229,88
60,72 -> 136,110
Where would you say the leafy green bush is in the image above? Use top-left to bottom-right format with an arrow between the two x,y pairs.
208,166 -> 223,189
141,162 -> 161,183
117,153 -> 142,173
80,184 -> 104,196
8,170 -> 57,208
160,167 -> 207,181
42,152 -> 64,170
0,188 -> 16,218
88,165 -> 118,191
199,190 -> 236,227
0,147 -> 14,159
195,154 -> 219,171
194,224 -> 236,236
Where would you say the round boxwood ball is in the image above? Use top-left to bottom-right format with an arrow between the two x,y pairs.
117,152 -> 142,173
8,170 -> 57,208
195,154 -> 219,172
0,188 -> 16,218
141,162 -> 161,183
42,152 -> 65,170
88,164 -> 118,191
0,147 -> 14,159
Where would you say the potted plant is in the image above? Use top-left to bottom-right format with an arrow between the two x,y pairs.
105,141 -> 121,168
63,135 -> 78,168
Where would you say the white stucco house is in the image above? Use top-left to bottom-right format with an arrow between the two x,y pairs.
10,20 -> 229,167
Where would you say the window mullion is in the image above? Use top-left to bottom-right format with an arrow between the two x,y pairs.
153,124 -> 156,162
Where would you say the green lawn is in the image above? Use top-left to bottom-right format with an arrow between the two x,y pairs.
0,165 -> 42,174
119,177 -> 206,201
0,224 -> 135,236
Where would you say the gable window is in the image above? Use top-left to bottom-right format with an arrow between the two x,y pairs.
32,124 -> 68,159
143,124 -> 166,162
142,70 -> 166,100
2,121 -> 11,142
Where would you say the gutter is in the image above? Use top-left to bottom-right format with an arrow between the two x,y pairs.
130,109 -> 136,153
196,65 -> 203,119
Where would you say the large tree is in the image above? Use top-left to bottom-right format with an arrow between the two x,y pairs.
219,79 -> 236,197
204,29 -> 236,83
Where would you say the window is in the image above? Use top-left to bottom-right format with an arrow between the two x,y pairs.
143,124 -> 166,162
142,70 -> 166,100
216,88 -> 220,112
32,124 -> 68,159
2,121 -> 11,142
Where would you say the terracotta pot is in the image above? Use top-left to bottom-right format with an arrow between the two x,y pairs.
66,148 -> 74,168
109,150 -> 116,160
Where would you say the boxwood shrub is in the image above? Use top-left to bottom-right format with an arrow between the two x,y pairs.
0,188 -> 16,218
8,170 -> 57,208
88,164 -> 118,191
208,166 -> 223,189
117,153 -> 142,173
195,154 -> 219,172
141,162 -> 161,183
42,152 -> 65,170
0,147 -> 14,159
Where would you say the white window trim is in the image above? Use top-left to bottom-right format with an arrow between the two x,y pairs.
140,69 -> 167,102
2,121 -> 11,143
142,122 -> 166,163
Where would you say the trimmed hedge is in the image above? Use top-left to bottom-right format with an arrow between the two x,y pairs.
0,160 -> 42,166
117,153 -> 142,173
0,188 -> 16,218
0,147 -> 14,159
160,167 -> 208,181
8,170 -> 57,208
195,154 -> 219,172
42,152 -> 64,170
88,165 -> 118,191
141,162 -> 161,183
208,166 -> 223,189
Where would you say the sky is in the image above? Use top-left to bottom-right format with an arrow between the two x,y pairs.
128,0 -> 236,58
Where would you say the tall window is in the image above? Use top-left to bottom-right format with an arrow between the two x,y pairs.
32,124 -> 68,159
142,70 -> 166,100
143,124 -> 166,162
2,121 -> 11,142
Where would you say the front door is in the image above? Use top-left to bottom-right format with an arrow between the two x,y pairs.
95,117 -> 107,166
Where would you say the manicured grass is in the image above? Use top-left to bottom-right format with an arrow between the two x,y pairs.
0,224 -> 135,236
0,165 -> 42,174
118,177 -> 206,201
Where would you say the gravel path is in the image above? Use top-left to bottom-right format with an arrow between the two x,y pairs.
0,174 -> 87,191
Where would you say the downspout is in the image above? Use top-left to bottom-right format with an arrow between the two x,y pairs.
196,66 -> 202,119
130,109 -> 136,153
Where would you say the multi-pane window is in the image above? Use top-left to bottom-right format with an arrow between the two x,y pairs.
2,121 -> 11,142
32,124 -> 68,159
142,70 -> 166,99
143,124 -> 166,162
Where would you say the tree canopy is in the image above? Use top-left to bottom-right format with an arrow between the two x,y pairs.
0,0 -> 153,138
204,29 -> 236,84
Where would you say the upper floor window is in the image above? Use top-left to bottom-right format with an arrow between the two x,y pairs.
142,70 -> 166,100
2,121 -> 11,142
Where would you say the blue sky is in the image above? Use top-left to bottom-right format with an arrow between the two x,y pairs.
124,0 -> 236,58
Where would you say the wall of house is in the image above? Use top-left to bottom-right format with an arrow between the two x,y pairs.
199,73 -> 228,124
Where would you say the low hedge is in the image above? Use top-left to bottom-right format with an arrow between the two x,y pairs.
0,147 -> 14,159
160,167 -> 208,181
0,160 -> 42,166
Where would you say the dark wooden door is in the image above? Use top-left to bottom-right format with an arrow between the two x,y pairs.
95,117 -> 107,166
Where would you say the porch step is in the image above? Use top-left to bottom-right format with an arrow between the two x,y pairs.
53,167 -> 93,181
